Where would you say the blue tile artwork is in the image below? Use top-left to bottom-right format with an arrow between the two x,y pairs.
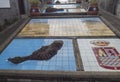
0,39 -> 76,71
80,17 -> 101,22
29,19 -> 48,23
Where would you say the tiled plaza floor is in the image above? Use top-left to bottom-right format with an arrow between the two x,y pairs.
0,0 -> 120,81
1,16 -> 119,72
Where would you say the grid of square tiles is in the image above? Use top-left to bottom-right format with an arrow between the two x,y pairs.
77,38 -> 120,72
48,18 -> 85,36
49,18 -> 115,36
18,17 -> 115,37
0,39 -> 76,71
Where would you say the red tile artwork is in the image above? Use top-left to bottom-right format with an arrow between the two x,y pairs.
92,47 -> 120,70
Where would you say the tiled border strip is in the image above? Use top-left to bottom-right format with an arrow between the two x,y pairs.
31,15 -> 99,19
0,70 -> 120,81
73,38 -> 84,71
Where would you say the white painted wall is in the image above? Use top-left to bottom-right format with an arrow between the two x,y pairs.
0,0 -> 10,8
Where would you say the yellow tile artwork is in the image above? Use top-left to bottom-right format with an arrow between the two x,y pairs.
18,23 -> 49,37
17,18 -> 115,37
83,20 -> 115,36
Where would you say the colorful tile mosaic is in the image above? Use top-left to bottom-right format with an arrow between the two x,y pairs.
0,39 -> 76,71
17,18 -> 115,37
18,23 -> 49,36
77,38 -> 120,71
93,47 -> 120,70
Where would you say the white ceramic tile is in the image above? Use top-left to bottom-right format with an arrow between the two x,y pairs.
77,38 -> 120,72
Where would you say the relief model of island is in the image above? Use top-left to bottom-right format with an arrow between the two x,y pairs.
8,40 -> 63,64
46,7 -> 64,12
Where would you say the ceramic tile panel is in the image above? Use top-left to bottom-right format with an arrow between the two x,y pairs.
52,4 -> 79,9
0,39 -> 76,71
54,0 -> 76,4
77,38 -> 120,72
17,18 -> 115,37
68,8 -> 81,13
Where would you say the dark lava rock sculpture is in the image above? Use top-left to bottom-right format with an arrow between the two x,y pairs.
46,7 -> 64,12
8,40 -> 63,64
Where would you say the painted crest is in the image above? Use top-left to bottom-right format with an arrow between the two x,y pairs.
90,40 -> 110,46
92,47 -> 120,70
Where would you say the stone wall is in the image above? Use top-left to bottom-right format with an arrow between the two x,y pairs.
24,0 -> 31,16
0,0 -> 20,26
0,0 -> 30,30
98,0 -> 120,18
116,0 -> 120,18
